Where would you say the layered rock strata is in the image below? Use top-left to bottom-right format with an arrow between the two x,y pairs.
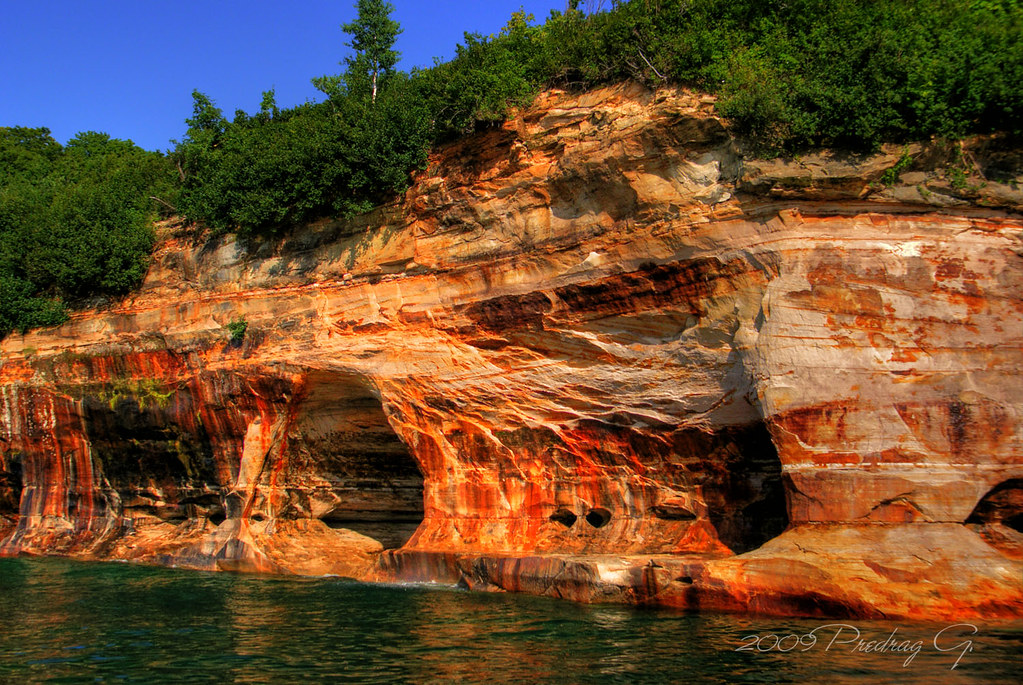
1,84 -> 1021,619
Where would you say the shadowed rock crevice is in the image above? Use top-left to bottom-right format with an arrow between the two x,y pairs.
281,371 -> 424,551
682,422 -> 789,554
549,509 -> 578,527
967,479 -> 1023,560
967,478 -> 1023,534
585,507 -> 611,528
82,389 -> 219,526
0,448 -> 21,535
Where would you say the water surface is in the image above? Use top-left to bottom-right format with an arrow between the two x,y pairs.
1,558 -> 1020,683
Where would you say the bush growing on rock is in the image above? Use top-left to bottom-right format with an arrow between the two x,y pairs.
226,317 -> 248,345
4,0 -> 1022,336
0,127 -> 177,337
175,0 -> 1023,236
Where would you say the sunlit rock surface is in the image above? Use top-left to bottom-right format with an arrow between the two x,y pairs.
2,84 -> 1021,619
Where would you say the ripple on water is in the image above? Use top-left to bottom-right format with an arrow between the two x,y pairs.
0,557 -> 1021,684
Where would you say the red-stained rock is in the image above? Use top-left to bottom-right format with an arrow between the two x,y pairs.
1,84 -> 1021,620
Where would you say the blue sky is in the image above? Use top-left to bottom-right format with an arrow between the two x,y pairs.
1,1 -> 565,152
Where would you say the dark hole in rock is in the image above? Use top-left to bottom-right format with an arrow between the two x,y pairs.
81,390 -> 218,498
677,576 -> 694,585
250,512 -> 267,522
76,385 -> 226,534
549,509 -> 578,527
696,422 -> 790,554
651,505 -> 696,520
585,508 -> 611,528
207,510 -> 226,526
293,371 -> 425,551
0,451 -> 23,532
1006,513 -> 1023,533
967,478 -> 1023,534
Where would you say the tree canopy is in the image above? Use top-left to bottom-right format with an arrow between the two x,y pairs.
0,128 -> 177,337
172,0 -> 1023,238
342,0 -> 402,103
5,0 -> 1023,338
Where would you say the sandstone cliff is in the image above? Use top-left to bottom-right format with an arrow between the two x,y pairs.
1,83 -> 1021,619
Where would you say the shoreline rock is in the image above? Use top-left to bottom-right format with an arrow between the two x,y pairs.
1,83 -> 1021,620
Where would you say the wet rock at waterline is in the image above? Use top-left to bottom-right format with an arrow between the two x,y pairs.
2,84 -> 1021,620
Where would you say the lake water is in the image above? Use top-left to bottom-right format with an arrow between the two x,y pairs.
0,557 -> 1020,683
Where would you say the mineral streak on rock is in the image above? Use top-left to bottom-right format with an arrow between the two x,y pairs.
1,83 -> 1021,619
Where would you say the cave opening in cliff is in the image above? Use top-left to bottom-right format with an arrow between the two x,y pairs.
966,478 -> 1023,534
0,448 -> 22,537
550,509 -> 578,527
682,422 -> 790,554
585,507 -> 612,528
288,372 -> 424,551
81,387 -> 220,526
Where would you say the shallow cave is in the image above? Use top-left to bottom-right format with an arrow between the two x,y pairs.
585,508 -> 612,528
77,388 -> 223,530
967,479 -> 1023,533
286,371 -> 425,551
686,421 -> 790,554
320,515 -> 424,551
0,450 -> 22,530
549,509 -> 578,527
81,389 -> 218,498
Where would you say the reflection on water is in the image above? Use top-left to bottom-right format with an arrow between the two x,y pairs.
0,557 -> 1020,683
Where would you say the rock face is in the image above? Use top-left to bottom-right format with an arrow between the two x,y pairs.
1,84 -> 1021,619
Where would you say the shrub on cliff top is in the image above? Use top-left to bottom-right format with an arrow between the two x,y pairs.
176,0 -> 1023,237
174,0 -> 434,236
0,127 -> 177,337
5,0 -> 1022,336
478,0 -> 1023,153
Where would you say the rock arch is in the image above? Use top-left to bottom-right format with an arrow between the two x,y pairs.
280,370 -> 424,551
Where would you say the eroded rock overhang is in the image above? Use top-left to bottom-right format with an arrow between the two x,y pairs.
1,84 -> 1021,619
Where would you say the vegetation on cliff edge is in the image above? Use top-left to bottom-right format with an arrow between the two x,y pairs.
175,0 -> 1022,236
0,128 -> 177,337
2,0 -> 1021,337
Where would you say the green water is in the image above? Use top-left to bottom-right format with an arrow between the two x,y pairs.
0,558 -> 1020,684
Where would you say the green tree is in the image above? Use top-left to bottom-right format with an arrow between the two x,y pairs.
0,128 -> 175,337
342,0 -> 402,103
0,127 -> 62,185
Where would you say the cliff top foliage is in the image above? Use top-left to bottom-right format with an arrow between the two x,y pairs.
175,0 -> 1023,237
0,128 -> 177,337
2,0 -> 1022,337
